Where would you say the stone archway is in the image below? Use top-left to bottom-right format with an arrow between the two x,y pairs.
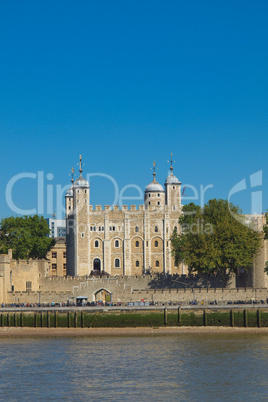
95,289 -> 112,303
93,258 -> 101,272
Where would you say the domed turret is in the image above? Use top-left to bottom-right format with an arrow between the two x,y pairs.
144,161 -> 165,209
65,167 -> 75,217
165,171 -> 181,185
165,153 -> 181,210
74,175 -> 89,188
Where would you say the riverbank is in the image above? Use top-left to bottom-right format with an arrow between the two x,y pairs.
1,326 -> 268,337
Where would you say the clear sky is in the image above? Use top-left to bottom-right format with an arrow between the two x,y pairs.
0,0 -> 267,219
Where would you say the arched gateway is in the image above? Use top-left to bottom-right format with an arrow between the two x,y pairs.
95,289 -> 112,303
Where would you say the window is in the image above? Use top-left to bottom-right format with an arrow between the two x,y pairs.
174,226 -> 177,232
52,252 -> 57,259
155,226 -> 158,233
115,258 -> 120,268
135,241 -> 139,247
26,281 -> 32,291
149,194 -> 151,197
77,190 -> 79,193
157,193 -> 160,197
95,240 -> 99,247
156,260 -> 159,267
167,241 -> 168,247
146,241 -> 148,247
135,226 -> 139,233
155,241 -> 158,247
81,233 -> 84,238
136,260 -> 140,267
157,201 -> 160,205
173,186 -> 175,190
102,227 -> 104,231
113,226 -> 115,231
93,227 -> 96,231
99,227 -> 102,231
52,264 -> 57,270
68,206 -> 71,210
85,190 -> 87,193
115,240 -> 119,247
148,201 -> 151,205
63,264 -> 66,270
63,252 -> 66,258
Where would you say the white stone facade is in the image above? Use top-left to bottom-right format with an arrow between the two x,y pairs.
65,158 -> 183,276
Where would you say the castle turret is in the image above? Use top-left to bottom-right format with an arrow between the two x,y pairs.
65,167 -> 75,218
144,161 -> 165,209
66,155 -> 90,276
165,153 -> 181,210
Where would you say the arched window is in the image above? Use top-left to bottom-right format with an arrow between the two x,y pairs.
156,260 -> 159,267
135,226 -> 139,233
157,201 -> 160,206
155,240 -> 158,247
174,226 -> 177,232
95,240 -> 99,247
115,258 -> 120,268
135,241 -> 139,247
136,260 -> 140,267
148,201 -> 151,205
155,226 -> 158,233
173,186 -> 175,190
115,240 -> 119,247
157,193 -> 160,197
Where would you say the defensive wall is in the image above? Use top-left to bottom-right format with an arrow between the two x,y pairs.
4,275 -> 268,306
1,249 -> 268,305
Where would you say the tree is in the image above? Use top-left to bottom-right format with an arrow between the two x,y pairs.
264,261 -> 268,276
0,215 -> 55,260
263,212 -> 268,240
171,199 -> 262,286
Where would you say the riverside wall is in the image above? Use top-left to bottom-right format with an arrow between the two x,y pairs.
5,275 -> 268,305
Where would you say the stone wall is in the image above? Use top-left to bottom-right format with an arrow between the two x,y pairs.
4,273 -> 268,306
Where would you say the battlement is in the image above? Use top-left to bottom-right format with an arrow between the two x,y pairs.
88,204 -> 148,212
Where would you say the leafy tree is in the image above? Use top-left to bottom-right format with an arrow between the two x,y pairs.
171,199 -> 262,286
263,212 -> 268,240
265,261 -> 268,276
0,215 -> 55,260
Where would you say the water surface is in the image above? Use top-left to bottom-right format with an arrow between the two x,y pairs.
0,334 -> 267,401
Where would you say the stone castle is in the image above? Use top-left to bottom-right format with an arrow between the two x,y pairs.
0,155 -> 267,305
65,155 -> 184,277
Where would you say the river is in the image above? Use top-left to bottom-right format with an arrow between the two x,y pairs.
0,333 -> 267,400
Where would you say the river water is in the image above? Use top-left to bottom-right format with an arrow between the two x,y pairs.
0,333 -> 267,401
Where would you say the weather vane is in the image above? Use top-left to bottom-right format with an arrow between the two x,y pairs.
151,161 -> 158,178
77,155 -> 84,173
167,153 -> 175,171
69,167 -> 76,183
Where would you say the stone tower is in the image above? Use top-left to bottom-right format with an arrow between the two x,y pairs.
165,153 -> 181,210
66,155 -> 183,277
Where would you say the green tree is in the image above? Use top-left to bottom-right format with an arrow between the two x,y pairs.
171,199 -> 262,286
264,261 -> 268,276
263,212 -> 268,240
0,215 -> 55,260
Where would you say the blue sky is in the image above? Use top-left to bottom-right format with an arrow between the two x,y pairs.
0,0 -> 267,219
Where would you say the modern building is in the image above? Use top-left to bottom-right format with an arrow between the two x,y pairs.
46,218 -> 66,238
